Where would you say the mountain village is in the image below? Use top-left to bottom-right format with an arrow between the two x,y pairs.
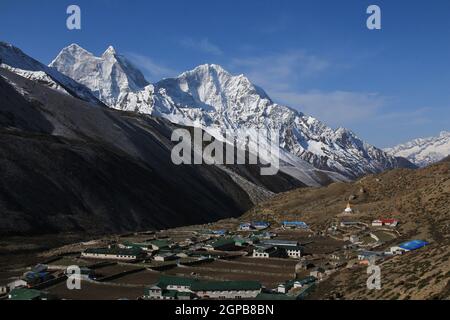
0,201 -> 428,300
0,41 -> 445,301
1,0 -> 450,307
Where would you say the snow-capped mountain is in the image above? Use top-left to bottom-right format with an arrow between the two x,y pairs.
0,42 -> 100,105
385,131 -> 450,167
49,44 -> 148,106
50,44 -> 412,182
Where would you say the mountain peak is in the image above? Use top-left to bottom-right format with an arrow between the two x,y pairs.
335,126 -> 354,136
164,62 -> 276,112
181,63 -> 231,78
66,43 -> 85,50
201,63 -> 227,72
50,44 -> 149,106
62,43 -> 93,56
178,63 -> 262,95
50,44 -> 94,67
102,45 -> 117,56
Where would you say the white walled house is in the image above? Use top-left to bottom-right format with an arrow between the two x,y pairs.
81,247 -> 145,261
284,246 -> 303,259
253,242 -> 303,259
387,246 -> 407,255
191,281 -> 262,299
293,276 -> 316,288
252,245 -> 283,258
153,252 -> 177,262
277,280 -> 294,293
372,220 -> 383,227
372,219 -> 399,227
144,276 -> 261,300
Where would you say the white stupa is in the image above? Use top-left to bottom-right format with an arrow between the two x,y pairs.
344,202 -> 353,214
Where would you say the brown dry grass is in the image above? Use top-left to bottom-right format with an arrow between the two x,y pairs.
244,160 -> 450,299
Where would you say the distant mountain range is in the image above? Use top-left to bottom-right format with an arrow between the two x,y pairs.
385,131 -> 450,167
48,43 -> 414,183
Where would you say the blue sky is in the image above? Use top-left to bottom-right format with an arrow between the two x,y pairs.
1,0 -> 449,147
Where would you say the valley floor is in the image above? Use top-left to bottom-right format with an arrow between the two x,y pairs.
0,216 -> 448,300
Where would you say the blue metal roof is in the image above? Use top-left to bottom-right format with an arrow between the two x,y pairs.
398,240 -> 428,251
25,271 -> 51,280
212,230 -> 227,234
282,221 -> 308,227
253,221 -> 269,225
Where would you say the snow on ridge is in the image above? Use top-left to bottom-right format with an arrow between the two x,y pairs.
385,131 -> 450,167
49,43 -> 149,106
0,42 -> 100,104
49,44 -> 408,184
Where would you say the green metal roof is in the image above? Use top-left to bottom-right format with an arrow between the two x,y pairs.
123,241 -> 152,249
84,247 -> 143,256
279,245 -> 303,250
176,292 -> 193,297
162,290 -> 178,298
255,293 -> 296,300
144,286 -> 193,298
155,275 -> 197,289
191,280 -> 261,292
150,240 -> 170,248
233,237 -> 247,243
9,288 -> 47,300
208,238 -> 236,248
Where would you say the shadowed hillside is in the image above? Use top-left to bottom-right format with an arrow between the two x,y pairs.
0,68 -> 303,235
